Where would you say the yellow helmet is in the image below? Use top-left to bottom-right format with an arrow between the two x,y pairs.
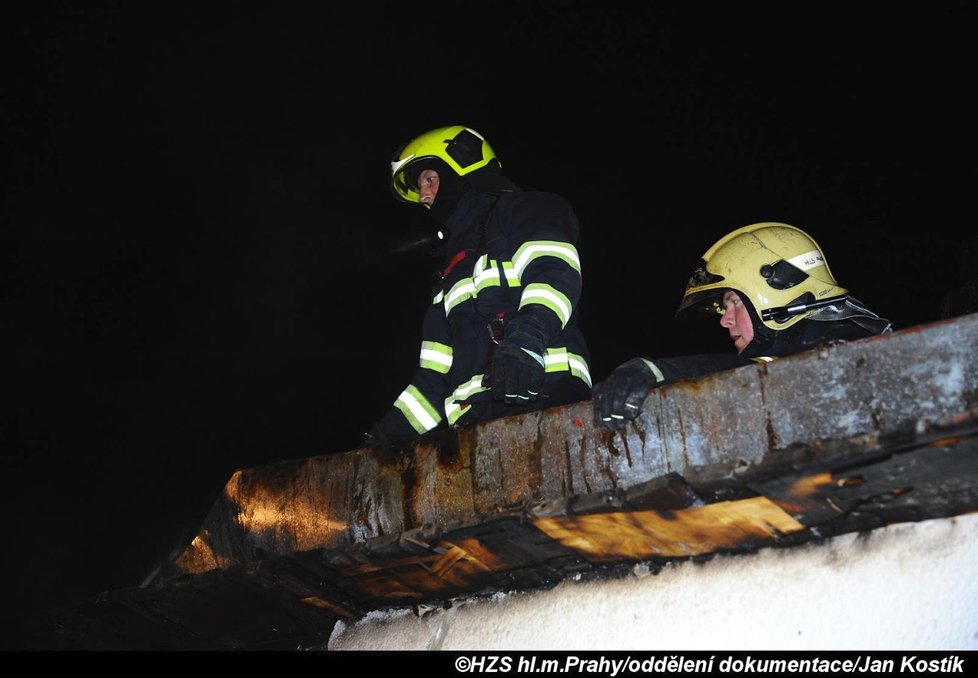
390,125 -> 498,204
678,222 -> 849,331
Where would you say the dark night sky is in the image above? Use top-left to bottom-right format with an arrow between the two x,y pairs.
1,3 -> 973,644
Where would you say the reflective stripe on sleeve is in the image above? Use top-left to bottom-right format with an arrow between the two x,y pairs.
419,341 -> 453,373
444,375 -> 489,425
543,347 -> 592,387
640,358 -> 666,383
519,283 -> 573,328
512,240 -> 581,277
395,385 -> 442,434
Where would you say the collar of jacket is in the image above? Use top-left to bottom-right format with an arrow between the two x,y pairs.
742,316 -> 882,359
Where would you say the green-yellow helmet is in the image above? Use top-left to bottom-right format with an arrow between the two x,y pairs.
678,222 -> 848,331
390,125 -> 498,204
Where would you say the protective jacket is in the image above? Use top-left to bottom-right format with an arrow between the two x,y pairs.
593,307 -> 891,429
369,186 -> 592,442
630,311 -> 887,383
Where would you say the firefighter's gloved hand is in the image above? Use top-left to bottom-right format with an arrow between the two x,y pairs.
592,358 -> 662,430
361,409 -> 408,447
489,319 -> 547,404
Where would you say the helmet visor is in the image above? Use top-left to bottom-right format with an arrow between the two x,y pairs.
391,156 -> 451,204
391,163 -> 420,203
677,260 -> 727,314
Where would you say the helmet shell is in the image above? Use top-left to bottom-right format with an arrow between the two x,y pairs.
678,222 -> 848,331
390,125 -> 498,204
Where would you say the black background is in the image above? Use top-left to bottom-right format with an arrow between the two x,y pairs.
2,3 -> 973,644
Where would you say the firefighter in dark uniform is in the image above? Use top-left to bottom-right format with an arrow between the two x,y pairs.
364,125 -> 592,445
594,222 -> 892,429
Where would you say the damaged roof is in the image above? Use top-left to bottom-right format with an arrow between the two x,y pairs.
30,313 -> 978,650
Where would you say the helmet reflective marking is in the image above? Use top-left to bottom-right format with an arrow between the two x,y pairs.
786,250 -> 825,271
390,153 -> 416,177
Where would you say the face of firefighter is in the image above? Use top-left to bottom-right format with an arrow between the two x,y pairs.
719,290 -> 754,354
417,168 -> 440,207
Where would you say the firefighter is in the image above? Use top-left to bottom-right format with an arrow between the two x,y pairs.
593,222 -> 892,430
363,125 -> 592,445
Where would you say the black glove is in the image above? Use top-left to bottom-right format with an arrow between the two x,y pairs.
488,317 -> 547,404
361,408 -> 411,447
592,358 -> 662,430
